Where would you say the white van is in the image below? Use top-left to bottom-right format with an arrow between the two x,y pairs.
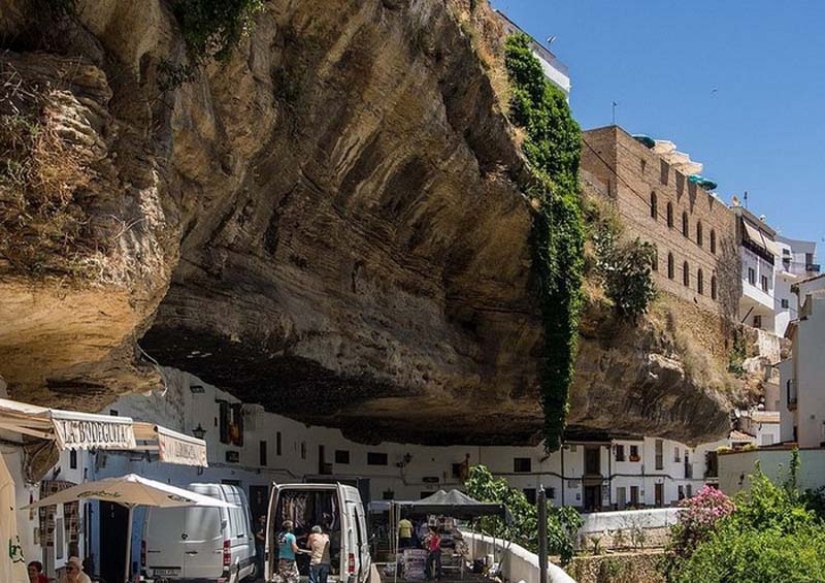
142,483 -> 256,583
266,483 -> 371,583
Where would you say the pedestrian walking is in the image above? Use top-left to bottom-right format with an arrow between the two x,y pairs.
424,526 -> 442,581
275,520 -> 300,583
307,525 -> 331,583
398,515 -> 413,549
59,557 -> 91,583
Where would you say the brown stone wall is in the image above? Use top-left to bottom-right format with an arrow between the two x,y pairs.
581,126 -> 738,319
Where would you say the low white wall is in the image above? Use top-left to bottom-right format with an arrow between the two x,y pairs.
718,449 -> 825,496
463,531 -> 576,583
575,508 -> 678,550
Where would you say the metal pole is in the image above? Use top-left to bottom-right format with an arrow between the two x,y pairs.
124,504 -> 134,583
538,487 -> 547,583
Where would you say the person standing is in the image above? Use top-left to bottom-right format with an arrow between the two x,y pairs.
276,520 -> 300,583
424,526 -> 442,581
306,525 -> 331,583
255,515 -> 267,580
398,515 -> 413,549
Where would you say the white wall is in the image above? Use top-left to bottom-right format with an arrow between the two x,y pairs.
794,296 -> 825,448
718,449 -> 825,497
740,247 -> 776,331
463,531 -> 576,583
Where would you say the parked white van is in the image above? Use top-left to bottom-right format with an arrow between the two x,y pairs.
266,483 -> 371,583
142,483 -> 256,583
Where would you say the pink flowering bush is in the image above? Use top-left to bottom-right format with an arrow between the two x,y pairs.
669,485 -> 735,560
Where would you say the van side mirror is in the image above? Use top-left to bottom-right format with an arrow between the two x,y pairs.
221,519 -> 228,531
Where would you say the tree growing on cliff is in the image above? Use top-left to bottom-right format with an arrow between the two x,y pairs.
464,465 -> 582,564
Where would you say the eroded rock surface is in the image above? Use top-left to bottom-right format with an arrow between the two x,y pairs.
0,0 -> 747,445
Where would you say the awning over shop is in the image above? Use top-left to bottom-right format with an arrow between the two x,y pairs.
0,398 -> 207,467
0,398 -> 135,450
134,423 -> 208,467
743,220 -> 780,257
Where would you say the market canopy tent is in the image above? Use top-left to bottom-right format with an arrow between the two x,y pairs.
0,397 -> 207,467
27,474 -> 235,583
396,489 -> 508,520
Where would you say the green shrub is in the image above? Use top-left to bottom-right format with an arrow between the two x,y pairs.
170,0 -> 265,63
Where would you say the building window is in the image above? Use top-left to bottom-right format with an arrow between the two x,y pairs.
753,314 -> 763,329
668,253 -> 675,280
667,203 -> 674,227
615,444 -> 625,462
276,431 -> 282,456
696,221 -> 703,247
697,269 -> 704,295
710,229 -> 717,254
640,159 -> 647,173
781,298 -> 790,309
545,487 -> 556,500
655,439 -> 664,470
513,457 -> 532,473
523,488 -> 537,505
651,245 -> 658,271
761,275 -> 769,292
260,440 -> 268,467
748,268 -> 756,285
660,159 -> 669,185
683,261 -> 690,287
674,447 -> 681,462
686,484 -> 693,498
711,276 -> 718,300
300,441 -> 307,459
678,485 -> 685,500
218,401 -> 244,446
69,450 -> 77,470
367,452 -> 388,466
682,212 -> 689,237
335,450 -> 350,464
650,192 -> 658,219
629,445 -> 640,460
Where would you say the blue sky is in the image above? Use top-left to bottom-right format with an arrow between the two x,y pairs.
490,0 -> 825,245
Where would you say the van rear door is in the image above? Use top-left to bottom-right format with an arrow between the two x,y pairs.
181,504 -> 225,578
144,507 -> 186,579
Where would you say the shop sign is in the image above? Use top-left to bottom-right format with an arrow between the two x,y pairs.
225,451 -> 240,463
422,476 -> 440,484
52,416 -> 136,450
158,427 -> 208,467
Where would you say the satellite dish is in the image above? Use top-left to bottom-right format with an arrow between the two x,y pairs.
732,196 -> 740,206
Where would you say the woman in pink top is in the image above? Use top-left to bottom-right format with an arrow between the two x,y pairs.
425,526 -> 442,581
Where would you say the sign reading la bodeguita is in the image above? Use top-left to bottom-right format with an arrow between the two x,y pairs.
52,417 -> 136,450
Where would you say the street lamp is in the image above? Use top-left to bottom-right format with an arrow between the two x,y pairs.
192,423 -> 206,440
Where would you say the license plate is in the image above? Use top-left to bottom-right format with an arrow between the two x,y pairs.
153,568 -> 180,576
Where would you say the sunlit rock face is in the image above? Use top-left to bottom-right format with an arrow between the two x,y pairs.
0,0 -> 745,445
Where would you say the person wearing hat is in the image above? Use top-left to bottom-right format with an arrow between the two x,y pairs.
59,557 -> 91,583
306,525 -> 331,583
276,520 -> 301,583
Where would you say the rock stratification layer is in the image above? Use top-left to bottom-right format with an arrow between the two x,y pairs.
0,0 -> 741,444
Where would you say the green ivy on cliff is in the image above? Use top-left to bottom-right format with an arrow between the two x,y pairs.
505,33 -> 584,451
171,0 -> 264,63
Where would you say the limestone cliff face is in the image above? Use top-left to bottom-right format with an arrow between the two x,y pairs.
0,0 -> 749,444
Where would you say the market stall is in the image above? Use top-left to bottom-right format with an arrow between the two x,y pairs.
390,490 -> 509,582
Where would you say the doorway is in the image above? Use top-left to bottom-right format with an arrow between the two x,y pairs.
583,485 -> 602,512
655,483 -> 664,507
616,487 -> 627,510
249,485 -> 269,523
99,501 -> 129,583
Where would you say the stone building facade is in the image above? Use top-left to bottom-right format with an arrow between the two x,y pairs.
581,125 -> 739,317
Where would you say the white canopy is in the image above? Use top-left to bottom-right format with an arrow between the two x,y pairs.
0,398 -> 207,467
1,454 -> 27,583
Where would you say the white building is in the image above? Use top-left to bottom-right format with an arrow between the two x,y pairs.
779,274 -> 825,447
495,11 -> 571,97
733,205 -> 781,334
775,235 -> 819,336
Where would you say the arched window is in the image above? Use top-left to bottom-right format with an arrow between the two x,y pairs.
668,253 -> 675,280
698,269 -> 704,295
683,261 -> 690,286
667,203 -> 674,228
682,212 -> 689,237
711,276 -> 717,300
650,192 -> 658,220
710,229 -> 717,254
697,221 -> 703,247
651,244 -> 658,271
